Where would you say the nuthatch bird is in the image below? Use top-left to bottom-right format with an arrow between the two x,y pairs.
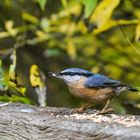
48,68 -> 138,114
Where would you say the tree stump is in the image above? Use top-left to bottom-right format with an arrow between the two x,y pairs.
0,103 -> 140,140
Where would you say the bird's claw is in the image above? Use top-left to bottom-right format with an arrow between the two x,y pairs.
70,108 -> 84,114
96,108 -> 115,115
70,104 -> 94,114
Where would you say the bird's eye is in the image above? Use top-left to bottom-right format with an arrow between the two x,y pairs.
60,72 -> 68,75
65,72 -> 70,75
58,72 -> 63,75
68,72 -> 74,76
62,72 -> 66,75
62,72 -> 73,76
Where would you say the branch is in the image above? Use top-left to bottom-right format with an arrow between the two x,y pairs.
0,103 -> 140,140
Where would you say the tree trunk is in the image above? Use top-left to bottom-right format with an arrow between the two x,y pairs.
0,103 -> 140,140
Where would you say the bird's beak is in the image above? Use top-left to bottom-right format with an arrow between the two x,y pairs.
48,72 -> 61,77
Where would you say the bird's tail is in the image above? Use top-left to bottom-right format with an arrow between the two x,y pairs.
127,86 -> 138,92
120,83 -> 138,92
115,84 -> 138,96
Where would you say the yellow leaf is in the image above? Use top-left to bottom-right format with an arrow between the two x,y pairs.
30,64 -> 43,87
135,21 -> 140,42
18,87 -> 26,95
68,3 -> 83,16
93,19 -> 138,34
134,9 -> 140,18
36,30 -> 48,41
0,31 -> 9,38
93,19 -> 116,34
66,39 -> 76,59
90,0 -> 120,27
5,20 -> 18,36
5,20 -> 14,31
22,12 -> 38,24
8,81 -> 26,96
29,64 -> 47,106
61,0 -> 68,8
77,21 -> 88,33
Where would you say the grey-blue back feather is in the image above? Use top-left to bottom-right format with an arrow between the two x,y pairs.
84,74 -> 121,88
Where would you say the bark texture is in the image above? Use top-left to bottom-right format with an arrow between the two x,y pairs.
0,103 -> 140,140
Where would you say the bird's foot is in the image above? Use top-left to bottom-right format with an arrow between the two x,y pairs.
70,104 -> 94,114
70,108 -> 84,114
96,108 -> 114,115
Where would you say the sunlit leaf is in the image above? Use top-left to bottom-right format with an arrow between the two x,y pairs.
5,20 -> 13,31
90,0 -> 120,27
40,18 -> 50,31
30,64 -> 47,106
82,0 -> 98,18
66,38 -> 77,60
36,30 -> 48,41
30,64 -> 43,87
8,81 -> 26,96
22,12 -> 38,24
37,0 -> 47,11
5,20 -> 18,36
93,19 -> 138,34
67,3 -> 83,17
134,9 -> 140,19
9,95 -> 31,104
61,0 -> 67,8
77,21 -> 88,33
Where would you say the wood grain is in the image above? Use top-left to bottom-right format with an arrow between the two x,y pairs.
0,103 -> 139,140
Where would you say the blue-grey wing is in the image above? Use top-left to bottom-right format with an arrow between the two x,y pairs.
84,74 -> 121,88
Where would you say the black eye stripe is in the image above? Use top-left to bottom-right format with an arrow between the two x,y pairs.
60,72 -> 93,77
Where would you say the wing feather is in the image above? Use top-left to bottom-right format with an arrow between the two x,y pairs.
84,74 -> 121,88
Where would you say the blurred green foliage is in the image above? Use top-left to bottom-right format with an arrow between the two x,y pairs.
0,0 -> 140,114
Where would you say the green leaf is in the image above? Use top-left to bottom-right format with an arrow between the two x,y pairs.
37,0 -> 47,11
61,0 -> 68,8
44,49 -> 61,57
0,60 -> 7,91
9,49 -> 17,82
9,95 -> 32,104
90,0 -> 120,27
0,80 -> 8,91
22,12 -> 38,24
82,0 -> 98,18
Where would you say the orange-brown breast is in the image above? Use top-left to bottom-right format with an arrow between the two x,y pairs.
67,76 -> 114,102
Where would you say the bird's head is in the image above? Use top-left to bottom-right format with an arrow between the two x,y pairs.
48,68 -> 93,84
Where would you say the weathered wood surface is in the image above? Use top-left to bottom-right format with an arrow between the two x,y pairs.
0,103 -> 140,140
